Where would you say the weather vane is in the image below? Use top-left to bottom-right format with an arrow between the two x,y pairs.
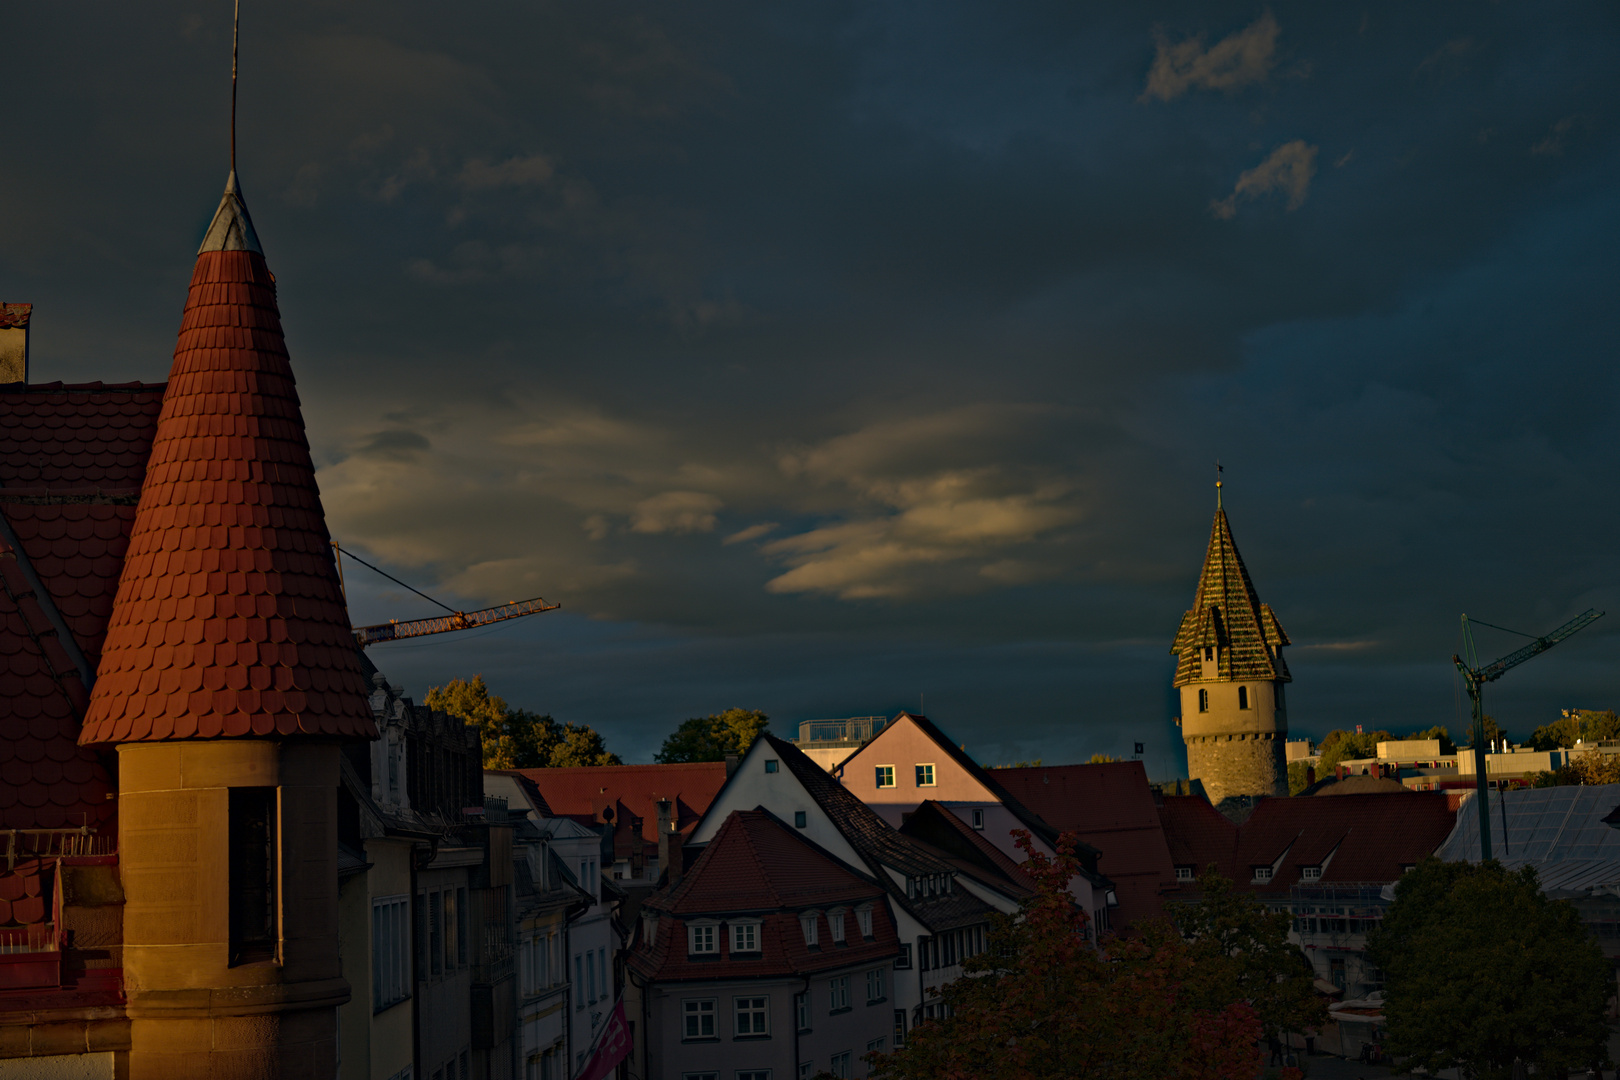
1215,460 -> 1223,508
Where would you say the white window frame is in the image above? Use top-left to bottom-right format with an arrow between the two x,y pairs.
1302,866 -> 1322,881
1175,866 -> 1195,882
829,976 -> 850,1011
800,911 -> 819,947
731,921 -> 761,953
372,894 -> 411,1012
915,763 -> 936,787
734,995 -> 770,1037
855,906 -> 873,939
689,921 -> 719,955
828,909 -> 846,943
865,967 -> 885,1003
683,998 -> 717,1040
830,1051 -> 851,1078
875,765 -> 896,788
1252,866 -> 1273,883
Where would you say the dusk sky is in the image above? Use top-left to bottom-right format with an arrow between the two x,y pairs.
5,2 -> 1617,771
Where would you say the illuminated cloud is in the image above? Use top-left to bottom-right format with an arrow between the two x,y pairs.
1142,11 -> 1280,102
630,491 -> 723,534
1211,140 -> 1319,219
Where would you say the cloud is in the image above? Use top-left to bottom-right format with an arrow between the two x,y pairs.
1142,11 -> 1280,102
724,523 -> 778,545
458,154 -> 556,190
1211,140 -> 1318,219
629,491 -> 723,535
1531,116 -> 1578,157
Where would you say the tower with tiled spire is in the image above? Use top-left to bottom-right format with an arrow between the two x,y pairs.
78,170 -> 375,1078
1171,480 -> 1291,805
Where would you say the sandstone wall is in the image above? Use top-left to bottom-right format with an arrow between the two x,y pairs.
1184,731 -> 1288,805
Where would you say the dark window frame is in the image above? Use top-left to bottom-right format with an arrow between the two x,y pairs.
228,787 -> 278,966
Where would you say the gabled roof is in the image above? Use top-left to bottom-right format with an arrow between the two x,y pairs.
1171,507 -> 1290,686
0,380 -> 163,833
631,809 -> 899,983
762,733 -> 1004,930
1160,792 -> 1456,896
511,761 -> 726,848
78,174 -> 376,744
993,762 -> 1175,925
898,800 -> 1036,897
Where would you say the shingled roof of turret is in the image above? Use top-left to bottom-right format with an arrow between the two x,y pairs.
1171,505 -> 1291,688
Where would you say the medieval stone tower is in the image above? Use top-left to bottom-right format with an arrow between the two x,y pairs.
1171,485 -> 1291,805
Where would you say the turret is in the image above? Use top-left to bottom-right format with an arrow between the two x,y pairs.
1171,483 -> 1291,805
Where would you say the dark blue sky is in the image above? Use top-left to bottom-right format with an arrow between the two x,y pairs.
4,2 -> 1618,769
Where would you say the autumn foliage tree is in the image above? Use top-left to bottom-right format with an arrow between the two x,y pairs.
868,832 -> 1263,1080
425,676 -> 621,769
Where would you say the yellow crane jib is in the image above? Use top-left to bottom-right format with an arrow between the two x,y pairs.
351,597 -> 561,647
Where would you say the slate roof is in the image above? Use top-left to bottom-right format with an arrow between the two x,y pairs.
765,733 -> 1002,931
1171,507 -> 1290,687
0,381 -> 163,837
79,175 -> 375,744
631,809 -> 899,983
993,762 -> 1176,925
1159,793 -> 1456,897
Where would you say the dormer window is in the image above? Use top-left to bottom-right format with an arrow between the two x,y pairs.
730,921 -> 761,953
829,910 -> 847,943
856,905 -> 874,939
971,808 -> 984,830
1204,646 -> 1214,662
1252,867 -> 1273,884
1198,689 -> 1209,713
800,912 -> 820,947
688,923 -> 718,955
1238,686 -> 1250,710
1302,866 -> 1322,881
1175,866 -> 1195,882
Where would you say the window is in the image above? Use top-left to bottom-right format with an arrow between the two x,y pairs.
429,892 -> 444,978
970,808 -> 984,830
1238,686 -> 1250,710
893,1009 -> 907,1047
829,911 -> 846,943
731,922 -> 760,953
765,759 -> 779,774
895,943 -> 911,969
800,912 -> 819,947
734,996 -> 769,1037
738,1073 -> 772,1080
1252,867 -> 1273,883
443,889 -> 458,971
598,948 -> 608,999
574,954 -> 584,1010
1302,866 -> 1322,881
690,923 -> 718,955
587,947 -> 597,1002
856,907 -> 873,938
799,1065 -> 811,1080
829,976 -> 850,1012
795,992 -> 809,1031
829,1052 -> 851,1078
372,895 -> 411,1011
683,999 -> 717,1040
875,766 -> 895,788
681,1075 -> 718,1080
867,1038 -> 885,1054
456,887 -> 468,966
1204,646 -> 1214,662
1197,688 -> 1209,713
1174,865 -> 1196,882
794,811 -> 807,829
915,764 -> 935,787
866,968 -> 885,1003
228,787 -> 277,965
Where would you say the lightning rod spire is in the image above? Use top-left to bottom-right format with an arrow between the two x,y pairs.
231,0 -> 239,173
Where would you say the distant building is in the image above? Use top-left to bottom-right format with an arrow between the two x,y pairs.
791,715 -> 891,771
1171,491 -> 1292,806
628,809 -> 903,1080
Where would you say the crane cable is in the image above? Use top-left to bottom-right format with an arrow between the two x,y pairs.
331,542 -> 458,616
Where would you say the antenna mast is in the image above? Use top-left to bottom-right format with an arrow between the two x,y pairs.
231,0 -> 240,173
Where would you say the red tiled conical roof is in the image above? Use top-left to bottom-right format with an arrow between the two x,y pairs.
78,175 -> 376,744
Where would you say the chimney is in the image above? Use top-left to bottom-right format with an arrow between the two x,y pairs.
0,304 -> 30,383
725,752 -> 739,778
656,798 -> 683,885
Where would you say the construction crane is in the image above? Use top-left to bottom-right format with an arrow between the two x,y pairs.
332,542 -> 561,647
1452,608 -> 1603,861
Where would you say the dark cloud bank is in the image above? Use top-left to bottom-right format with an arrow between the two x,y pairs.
4,2 -> 1618,767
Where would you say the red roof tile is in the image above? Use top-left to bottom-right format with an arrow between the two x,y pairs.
630,810 -> 898,983
993,762 -> 1177,926
79,233 -> 375,743
513,762 -> 727,852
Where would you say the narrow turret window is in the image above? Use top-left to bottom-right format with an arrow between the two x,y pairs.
1204,647 -> 1214,662
229,787 -> 278,965
1238,686 -> 1250,709
1197,689 -> 1209,713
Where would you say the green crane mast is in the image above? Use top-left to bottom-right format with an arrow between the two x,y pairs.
1452,608 -> 1603,861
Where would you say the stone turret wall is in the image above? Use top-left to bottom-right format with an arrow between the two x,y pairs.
1184,731 -> 1287,805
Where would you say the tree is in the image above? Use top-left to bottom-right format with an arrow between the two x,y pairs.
1159,871 -> 1326,1043
1315,729 -> 1394,774
1367,857 -> 1612,1079
654,708 -> 769,763
1529,709 -> 1620,751
425,676 -> 621,769
868,833 -> 1262,1080
1286,760 -> 1314,795
1088,753 -> 1119,764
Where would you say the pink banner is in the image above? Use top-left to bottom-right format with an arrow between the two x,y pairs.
575,998 -> 631,1080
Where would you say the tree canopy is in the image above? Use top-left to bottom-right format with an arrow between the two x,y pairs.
425,676 -> 621,769
868,835 -> 1264,1080
1529,708 -> 1620,751
654,708 -> 769,763
1315,724 -> 1456,774
1367,857 -> 1612,1079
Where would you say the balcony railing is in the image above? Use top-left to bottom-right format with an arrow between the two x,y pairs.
795,716 -> 889,747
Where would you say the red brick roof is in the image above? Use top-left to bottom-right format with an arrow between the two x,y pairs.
1159,792 -> 1456,895
78,237 -> 375,743
994,762 -> 1176,926
514,762 -> 727,855
631,810 -> 898,983
0,381 -> 163,835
